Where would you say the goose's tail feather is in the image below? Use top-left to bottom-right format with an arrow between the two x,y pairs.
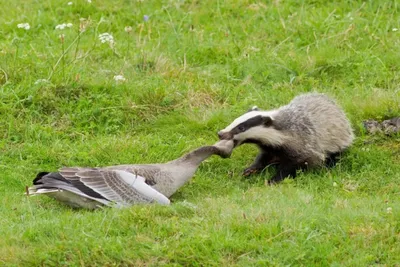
27,171 -> 111,209
33,172 -> 51,184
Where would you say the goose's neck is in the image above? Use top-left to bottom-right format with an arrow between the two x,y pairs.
157,146 -> 221,198
170,146 -> 219,167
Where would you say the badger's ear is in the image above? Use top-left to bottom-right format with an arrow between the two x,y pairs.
262,116 -> 273,126
247,106 -> 259,112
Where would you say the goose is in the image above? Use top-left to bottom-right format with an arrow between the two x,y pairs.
27,139 -> 234,209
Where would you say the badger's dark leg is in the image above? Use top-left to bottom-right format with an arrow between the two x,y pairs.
325,152 -> 341,168
268,157 -> 308,185
267,162 -> 302,184
243,151 -> 280,177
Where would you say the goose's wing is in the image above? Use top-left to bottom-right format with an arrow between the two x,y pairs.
29,169 -> 111,208
104,165 -> 160,186
75,169 -> 170,206
58,167 -> 107,200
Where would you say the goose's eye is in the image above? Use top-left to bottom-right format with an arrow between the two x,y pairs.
238,125 -> 246,132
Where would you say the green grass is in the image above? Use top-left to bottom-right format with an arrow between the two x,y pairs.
1,0 -> 400,265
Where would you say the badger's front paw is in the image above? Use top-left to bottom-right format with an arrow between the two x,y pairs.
242,167 -> 260,177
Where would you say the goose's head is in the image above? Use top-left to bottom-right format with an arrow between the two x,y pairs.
213,139 -> 234,158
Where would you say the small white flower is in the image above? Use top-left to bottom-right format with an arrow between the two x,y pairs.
55,23 -> 73,30
333,182 -> 338,187
67,1 -> 73,5
34,79 -> 49,85
113,75 -> 126,82
387,207 -> 392,214
17,23 -> 30,30
55,24 -> 65,30
125,26 -> 132,33
392,28 -> 398,32
99,32 -> 114,44
87,0 -> 92,2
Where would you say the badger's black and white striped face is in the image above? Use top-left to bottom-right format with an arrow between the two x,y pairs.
218,108 -> 285,147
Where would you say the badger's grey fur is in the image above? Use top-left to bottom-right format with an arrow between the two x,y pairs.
218,93 -> 354,184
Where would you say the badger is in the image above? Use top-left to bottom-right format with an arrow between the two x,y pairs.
217,93 -> 354,184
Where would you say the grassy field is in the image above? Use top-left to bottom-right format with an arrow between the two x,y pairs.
1,0 -> 400,265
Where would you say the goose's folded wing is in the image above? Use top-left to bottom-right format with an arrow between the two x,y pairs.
55,167 -> 108,200
76,170 -> 170,206
29,171 -> 111,206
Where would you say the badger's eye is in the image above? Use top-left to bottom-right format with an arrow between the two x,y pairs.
238,125 -> 246,132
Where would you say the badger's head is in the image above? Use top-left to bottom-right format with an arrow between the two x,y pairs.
217,106 -> 284,147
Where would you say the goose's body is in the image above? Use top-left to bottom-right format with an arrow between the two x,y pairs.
28,140 -> 233,209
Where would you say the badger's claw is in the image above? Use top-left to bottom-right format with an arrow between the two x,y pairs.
242,168 -> 260,177
266,179 -> 277,186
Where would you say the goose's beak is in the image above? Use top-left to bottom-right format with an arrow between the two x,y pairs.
217,131 -> 233,140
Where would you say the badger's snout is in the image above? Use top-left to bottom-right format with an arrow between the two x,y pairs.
217,131 -> 233,140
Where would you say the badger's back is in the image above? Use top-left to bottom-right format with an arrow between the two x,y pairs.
275,93 -> 354,165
